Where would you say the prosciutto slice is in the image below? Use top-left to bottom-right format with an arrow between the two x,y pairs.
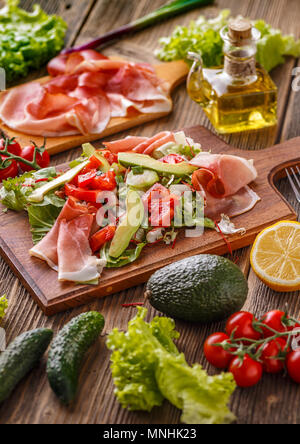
133,131 -> 175,154
29,197 -> 91,269
57,214 -> 106,283
103,136 -> 149,153
190,153 -> 258,197
0,50 -> 171,137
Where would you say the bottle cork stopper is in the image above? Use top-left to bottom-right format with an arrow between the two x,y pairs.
228,18 -> 252,42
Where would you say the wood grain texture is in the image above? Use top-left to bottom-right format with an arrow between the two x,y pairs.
0,126 -> 299,315
0,0 -> 299,425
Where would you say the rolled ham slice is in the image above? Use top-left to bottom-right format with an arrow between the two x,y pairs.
29,197 -> 91,269
190,153 -> 258,197
57,214 -> 106,283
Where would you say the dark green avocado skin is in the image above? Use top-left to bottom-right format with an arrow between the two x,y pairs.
0,328 -> 53,403
147,255 -> 248,323
46,311 -> 104,404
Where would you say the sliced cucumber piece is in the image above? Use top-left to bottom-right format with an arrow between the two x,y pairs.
126,169 -> 159,189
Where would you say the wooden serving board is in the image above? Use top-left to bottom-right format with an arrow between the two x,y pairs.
0,126 -> 299,315
0,60 -> 189,155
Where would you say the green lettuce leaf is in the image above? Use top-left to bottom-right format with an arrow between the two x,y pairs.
107,308 -> 236,424
0,0 -> 67,83
100,242 -> 146,267
156,9 -> 300,72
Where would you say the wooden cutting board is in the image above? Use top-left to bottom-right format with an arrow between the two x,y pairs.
0,60 -> 189,155
0,125 -> 299,315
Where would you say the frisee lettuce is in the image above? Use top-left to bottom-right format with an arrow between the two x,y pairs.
107,307 -> 236,424
156,9 -> 300,72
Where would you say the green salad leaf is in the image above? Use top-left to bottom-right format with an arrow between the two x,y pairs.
0,167 -> 65,244
0,295 -> 8,320
0,0 -> 67,83
107,308 -> 236,424
100,242 -> 146,268
156,9 -> 300,72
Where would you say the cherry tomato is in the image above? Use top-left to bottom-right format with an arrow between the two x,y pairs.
226,311 -> 261,343
229,354 -> 263,388
89,225 -> 116,253
77,169 -> 97,188
286,350 -> 300,384
258,337 -> 287,374
160,153 -> 186,164
97,149 -> 118,165
204,332 -> 233,369
0,156 -> 18,181
65,183 -> 100,203
260,310 -> 288,338
0,137 -> 21,156
19,144 -> 50,171
91,171 -> 116,191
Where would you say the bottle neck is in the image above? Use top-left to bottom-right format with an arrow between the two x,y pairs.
224,50 -> 257,85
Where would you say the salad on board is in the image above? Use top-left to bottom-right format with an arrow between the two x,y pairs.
0,130 -> 259,285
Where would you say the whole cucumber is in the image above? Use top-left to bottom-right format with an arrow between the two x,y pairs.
0,328 -> 53,403
47,311 -> 105,404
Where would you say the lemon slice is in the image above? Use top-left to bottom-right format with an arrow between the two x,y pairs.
250,221 -> 300,292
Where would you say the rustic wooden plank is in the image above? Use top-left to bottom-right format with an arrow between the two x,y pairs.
0,0 -> 300,425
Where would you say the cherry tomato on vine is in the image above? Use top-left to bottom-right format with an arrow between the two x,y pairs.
0,156 -> 18,182
229,354 -> 263,388
19,144 -> 50,171
226,311 -> 261,343
0,137 -> 21,156
258,337 -> 287,374
204,332 -> 233,369
260,310 -> 288,338
286,350 -> 300,384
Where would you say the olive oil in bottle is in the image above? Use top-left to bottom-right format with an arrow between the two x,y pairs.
187,18 -> 278,134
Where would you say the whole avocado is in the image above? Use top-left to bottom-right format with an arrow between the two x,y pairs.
146,254 -> 248,323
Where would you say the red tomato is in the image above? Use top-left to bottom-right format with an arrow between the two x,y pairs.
97,149 -> 118,165
81,155 -> 106,174
160,153 -> 186,164
258,338 -> 287,374
77,169 -> 97,188
286,350 -> 300,384
0,137 -> 21,156
229,354 -> 263,388
19,144 -> 50,171
226,311 -> 261,343
260,310 -> 288,338
89,225 -> 116,253
204,332 -> 233,369
65,183 -> 99,203
91,171 -> 116,191
0,156 -> 18,181
149,198 -> 175,227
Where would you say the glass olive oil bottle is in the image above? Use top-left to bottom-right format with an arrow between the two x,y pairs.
187,18 -> 278,134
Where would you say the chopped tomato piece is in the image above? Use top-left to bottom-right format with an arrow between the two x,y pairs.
77,169 -> 97,188
160,153 -> 186,164
90,225 -> 116,252
91,170 -> 116,191
65,183 -> 100,203
149,198 -> 175,227
96,149 -> 118,165
81,155 -> 105,174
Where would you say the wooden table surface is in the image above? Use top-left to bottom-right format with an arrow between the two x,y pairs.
0,0 -> 299,425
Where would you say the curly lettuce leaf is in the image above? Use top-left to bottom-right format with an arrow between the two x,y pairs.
107,308 -> 236,424
0,0 -> 67,82
156,9 -> 300,72
0,294 -> 8,320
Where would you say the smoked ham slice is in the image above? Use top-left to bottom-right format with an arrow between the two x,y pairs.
57,214 -> 106,283
29,197 -> 91,269
190,153 -> 258,197
0,50 -> 171,137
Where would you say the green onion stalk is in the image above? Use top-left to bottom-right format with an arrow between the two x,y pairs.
62,0 -> 214,55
